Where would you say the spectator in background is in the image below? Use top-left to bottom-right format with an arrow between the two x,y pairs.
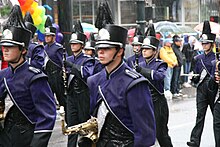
156,32 -> 163,49
171,35 -> 183,98
159,38 -> 178,99
0,47 -> 8,70
182,36 -> 196,87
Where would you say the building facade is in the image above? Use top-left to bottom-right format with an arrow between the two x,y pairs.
71,0 -> 220,28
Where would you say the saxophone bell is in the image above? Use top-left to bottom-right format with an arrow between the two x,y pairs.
59,106 -> 98,143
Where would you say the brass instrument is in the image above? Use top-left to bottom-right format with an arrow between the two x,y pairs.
59,106 -> 98,143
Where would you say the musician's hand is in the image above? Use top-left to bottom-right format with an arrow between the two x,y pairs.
135,65 -> 142,73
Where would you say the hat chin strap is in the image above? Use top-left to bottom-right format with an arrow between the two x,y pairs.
9,50 -> 23,64
145,53 -> 156,62
103,49 -> 120,66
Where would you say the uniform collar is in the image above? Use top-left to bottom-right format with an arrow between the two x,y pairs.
146,57 -> 155,65
204,51 -> 214,57
73,51 -> 83,60
10,60 -> 28,74
106,61 -> 124,79
48,41 -> 56,47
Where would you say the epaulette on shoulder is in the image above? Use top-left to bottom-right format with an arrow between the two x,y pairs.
94,57 -> 99,60
55,43 -> 63,47
83,54 -> 92,58
125,69 -> 140,79
33,42 -> 38,45
155,59 -> 163,62
29,66 -> 41,74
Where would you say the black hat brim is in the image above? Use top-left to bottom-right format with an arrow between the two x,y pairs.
0,40 -> 24,47
84,47 -> 95,50
45,33 -> 56,36
132,42 -> 142,46
95,43 -> 118,49
200,40 -> 214,43
141,45 -> 157,49
69,40 -> 84,44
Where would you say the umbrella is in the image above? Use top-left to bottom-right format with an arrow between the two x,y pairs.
81,23 -> 98,33
194,21 -> 220,34
154,21 -> 181,34
178,26 -> 197,34
156,25 -> 181,34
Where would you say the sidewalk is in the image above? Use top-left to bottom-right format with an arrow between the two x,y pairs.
180,86 -> 196,99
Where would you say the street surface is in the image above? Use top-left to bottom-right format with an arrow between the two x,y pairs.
48,87 -> 215,147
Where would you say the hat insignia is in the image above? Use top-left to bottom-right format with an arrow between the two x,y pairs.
2,29 -> 13,40
98,28 -> 110,40
71,33 -> 77,40
202,34 -> 208,40
85,42 -> 91,47
45,27 -> 50,33
133,37 -> 139,42
143,38 -> 150,46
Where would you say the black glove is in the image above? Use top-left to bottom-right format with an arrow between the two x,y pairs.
191,76 -> 200,84
78,137 -> 93,147
65,61 -> 81,77
135,66 -> 152,79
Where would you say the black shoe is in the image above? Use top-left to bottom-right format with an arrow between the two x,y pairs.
187,141 -> 198,147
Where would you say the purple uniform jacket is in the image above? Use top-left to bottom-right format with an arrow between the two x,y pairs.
0,61 -> 56,132
27,42 -> 45,70
44,42 -> 63,68
87,62 -> 156,147
126,54 -> 145,68
139,58 -> 168,94
194,51 -> 215,76
66,52 -> 95,80
93,57 -> 104,74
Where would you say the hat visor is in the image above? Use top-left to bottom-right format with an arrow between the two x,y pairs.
0,40 -> 23,47
95,43 -> 118,49
69,40 -> 84,44
45,32 -> 56,36
84,47 -> 95,50
132,42 -> 142,46
200,39 -> 213,43
141,44 -> 157,49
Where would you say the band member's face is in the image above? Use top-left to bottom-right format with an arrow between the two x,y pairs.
202,42 -> 211,52
132,45 -> 141,53
142,48 -> 156,58
45,35 -> 55,44
84,49 -> 93,56
70,43 -> 82,52
97,47 -> 117,64
2,46 -> 24,62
